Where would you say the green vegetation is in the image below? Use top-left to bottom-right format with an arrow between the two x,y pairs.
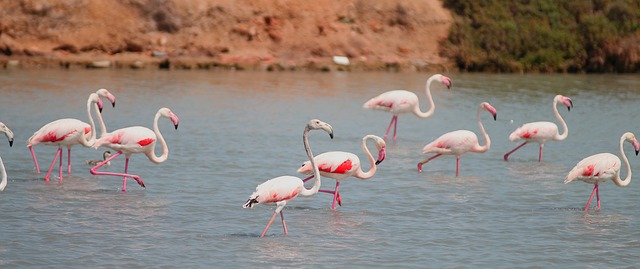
440,0 -> 640,73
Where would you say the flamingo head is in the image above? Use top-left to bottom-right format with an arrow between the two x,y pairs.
623,132 -> 640,156
307,119 -> 334,139
439,74 -> 452,89
159,107 -> 180,130
481,102 -> 497,120
96,88 -> 116,107
0,122 -> 14,147
370,135 -> 387,165
89,93 -> 105,113
556,95 -> 573,111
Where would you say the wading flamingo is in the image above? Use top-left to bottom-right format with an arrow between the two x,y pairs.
363,74 -> 452,141
0,122 -> 15,191
243,119 -> 334,238
85,151 -> 112,166
298,134 -> 386,210
564,132 -> 640,211
504,94 -> 572,162
418,102 -> 497,176
90,107 -> 179,192
27,89 -> 116,182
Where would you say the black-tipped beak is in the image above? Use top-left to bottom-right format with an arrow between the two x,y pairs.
375,159 -> 383,165
636,150 -> 639,156
112,101 -> 116,108
568,100 -> 573,111
99,106 -> 103,113
174,124 -> 179,130
329,133 -> 334,139
9,139 -> 13,147
493,113 -> 497,121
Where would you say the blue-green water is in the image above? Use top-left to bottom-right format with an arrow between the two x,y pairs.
1,69 -> 639,268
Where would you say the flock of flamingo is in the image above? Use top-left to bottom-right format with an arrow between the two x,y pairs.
0,74 -> 636,238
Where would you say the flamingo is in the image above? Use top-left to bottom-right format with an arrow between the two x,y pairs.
90,107 -> 179,191
564,132 -> 640,211
243,119 -> 334,238
0,122 -> 14,191
85,151 -> 112,166
363,74 -> 452,141
298,134 -> 386,210
418,102 -> 497,176
504,94 -> 573,162
26,89 -> 116,182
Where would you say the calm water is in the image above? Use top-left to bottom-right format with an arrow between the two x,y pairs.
1,69 -> 640,268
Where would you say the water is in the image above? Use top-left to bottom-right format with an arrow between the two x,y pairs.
1,69 -> 640,268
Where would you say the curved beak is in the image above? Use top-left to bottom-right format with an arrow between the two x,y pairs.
375,148 -> 386,165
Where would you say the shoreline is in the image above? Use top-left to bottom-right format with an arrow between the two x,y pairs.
0,53 -> 454,73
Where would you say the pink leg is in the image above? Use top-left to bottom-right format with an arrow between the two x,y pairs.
417,154 -> 442,173
44,147 -> 62,182
29,146 -> 41,174
455,157 -> 461,177
538,144 -> 544,163
260,210 -> 279,238
302,175 -> 314,182
280,211 -> 288,235
584,184 -> 598,211
504,142 -> 528,161
58,148 -> 63,182
67,148 -> 72,175
122,158 -> 131,192
392,115 -> 398,141
595,184 -> 601,210
331,181 -> 341,210
384,116 -> 397,140
90,151 -> 146,191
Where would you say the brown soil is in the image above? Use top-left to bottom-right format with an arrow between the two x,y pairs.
0,0 -> 453,72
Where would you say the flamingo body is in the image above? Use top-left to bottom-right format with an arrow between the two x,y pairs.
0,122 -> 15,191
363,74 -> 452,140
244,119 -> 334,237
297,134 -> 386,210
504,95 -> 572,162
564,132 -> 640,211
90,107 -> 179,191
418,102 -> 496,176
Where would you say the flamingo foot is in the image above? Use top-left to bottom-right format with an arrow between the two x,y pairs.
417,163 -> 423,173
336,192 -> 342,206
503,154 -> 509,161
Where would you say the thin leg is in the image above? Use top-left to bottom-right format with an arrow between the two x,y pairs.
45,147 -> 62,182
302,175 -> 314,183
504,142 -> 528,161
417,154 -> 442,173
455,157 -> 461,177
331,181 -> 341,210
584,184 -> 598,211
58,148 -> 63,182
538,144 -> 544,163
29,146 -> 41,174
280,211 -> 288,235
384,116 -> 397,141
123,158 -> 130,192
260,211 -> 279,238
595,184 -> 601,210
392,115 -> 398,141
67,148 -> 72,175
90,151 -> 146,191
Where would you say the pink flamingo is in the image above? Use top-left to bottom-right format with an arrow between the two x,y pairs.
26,89 -> 116,182
243,119 -> 334,238
363,74 -> 452,141
298,134 -> 386,210
418,102 -> 497,176
90,107 -> 179,192
504,94 -> 572,162
565,132 -> 640,211
0,122 -> 14,191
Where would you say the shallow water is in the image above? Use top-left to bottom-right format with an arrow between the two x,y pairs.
1,69 -> 640,268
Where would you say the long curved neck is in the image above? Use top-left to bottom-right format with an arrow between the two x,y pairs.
355,136 -> 377,179
299,128 -> 321,196
473,106 -> 490,153
553,98 -> 569,141
413,77 -> 437,118
613,137 -> 632,187
0,157 -> 6,191
95,105 -> 107,138
78,98 -> 98,147
146,112 -> 169,164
